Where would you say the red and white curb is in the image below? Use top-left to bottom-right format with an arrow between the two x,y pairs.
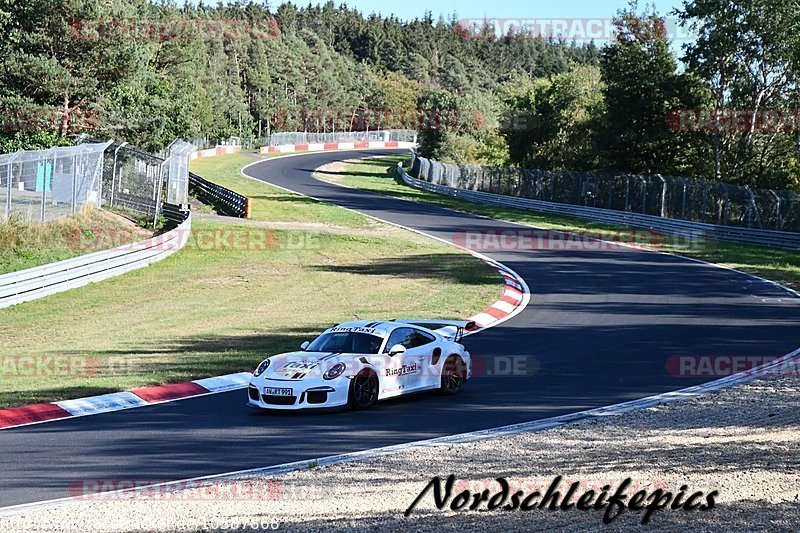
0,372 -> 252,431
260,141 -> 415,154
467,260 -> 526,330
189,145 -> 241,161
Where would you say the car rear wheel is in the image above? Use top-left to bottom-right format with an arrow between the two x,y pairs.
349,370 -> 379,409
441,356 -> 466,395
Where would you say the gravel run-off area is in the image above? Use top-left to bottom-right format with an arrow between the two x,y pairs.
2,366 -> 800,532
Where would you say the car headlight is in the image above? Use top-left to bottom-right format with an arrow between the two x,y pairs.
323,362 -> 346,380
254,359 -> 271,377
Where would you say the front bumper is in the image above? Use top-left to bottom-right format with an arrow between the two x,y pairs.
247,378 -> 350,410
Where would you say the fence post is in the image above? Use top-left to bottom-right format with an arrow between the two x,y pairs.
40,158 -> 47,222
110,142 -> 128,208
657,175 -> 667,218
638,176 -> 648,214
701,182 -> 708,223
721,184 -> 730,226
71,153 -> 78,214
153,157 -> 170,228
6,153 -> 17,221
624,177 -> 630,212
769,190 -> 782,230
745,186 -> 756,228
681,179 -> 687,219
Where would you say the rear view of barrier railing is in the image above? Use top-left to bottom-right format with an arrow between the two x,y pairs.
409,153 -> 800,234
400,160 -> 800,251
188,171 -> 250,218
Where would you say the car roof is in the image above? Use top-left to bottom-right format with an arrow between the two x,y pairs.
325,320 -> 433,339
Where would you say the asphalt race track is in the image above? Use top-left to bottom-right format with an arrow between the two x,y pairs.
1,149 -> 798,508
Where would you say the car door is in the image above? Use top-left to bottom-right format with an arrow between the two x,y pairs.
380,327 -> 427,397
408,329 -> 441,390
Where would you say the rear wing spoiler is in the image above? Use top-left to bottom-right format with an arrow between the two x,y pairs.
393,319 -> 477,343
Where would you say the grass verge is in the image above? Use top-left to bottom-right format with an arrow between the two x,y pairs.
0,209 -> 151,275
189,151 -> 367,227
316,156 -> 800,292
0,152 -> 500,408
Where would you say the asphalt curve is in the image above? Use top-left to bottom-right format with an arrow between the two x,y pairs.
1,149 -> 798,508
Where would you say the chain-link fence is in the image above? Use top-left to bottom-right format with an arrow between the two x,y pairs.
92,138 -> 195,226
165,140 -> 195,205
0,138 -> 195,227
409,153 -> 800,232
268,129 -> 417,146
102,142 -> 168,223
0,142 -> 111,223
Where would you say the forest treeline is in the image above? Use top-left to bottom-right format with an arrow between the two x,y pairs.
0,0 -> 797,190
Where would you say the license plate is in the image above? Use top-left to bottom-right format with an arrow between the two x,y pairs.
264,387 -> 293,397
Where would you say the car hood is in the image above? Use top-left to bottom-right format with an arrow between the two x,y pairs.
261,351 -> 367,380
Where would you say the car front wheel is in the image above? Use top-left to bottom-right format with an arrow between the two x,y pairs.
349,370 -> 379,409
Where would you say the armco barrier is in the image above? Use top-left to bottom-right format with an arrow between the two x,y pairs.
0,211 -> 191,309
188,171 -> 249,218
398,164 -> 800,251
260,140 -> 416,154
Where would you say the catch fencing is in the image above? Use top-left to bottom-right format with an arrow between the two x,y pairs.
409,153 -> 800,234
0,138 -> 195,227
0,143 -> 111,223
268,129 -> 417,147
82,137 -> 195,227
405,156 -> 800,250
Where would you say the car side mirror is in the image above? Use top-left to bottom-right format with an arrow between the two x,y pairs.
300,341 -> 310,351
388,344 -> 406,356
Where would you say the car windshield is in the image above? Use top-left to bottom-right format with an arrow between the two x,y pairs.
306,332 -> 384,354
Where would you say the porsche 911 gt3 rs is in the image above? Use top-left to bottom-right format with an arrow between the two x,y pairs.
247,319 -> 473,411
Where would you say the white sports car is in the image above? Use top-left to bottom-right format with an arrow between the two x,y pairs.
247,319 -> 474,411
